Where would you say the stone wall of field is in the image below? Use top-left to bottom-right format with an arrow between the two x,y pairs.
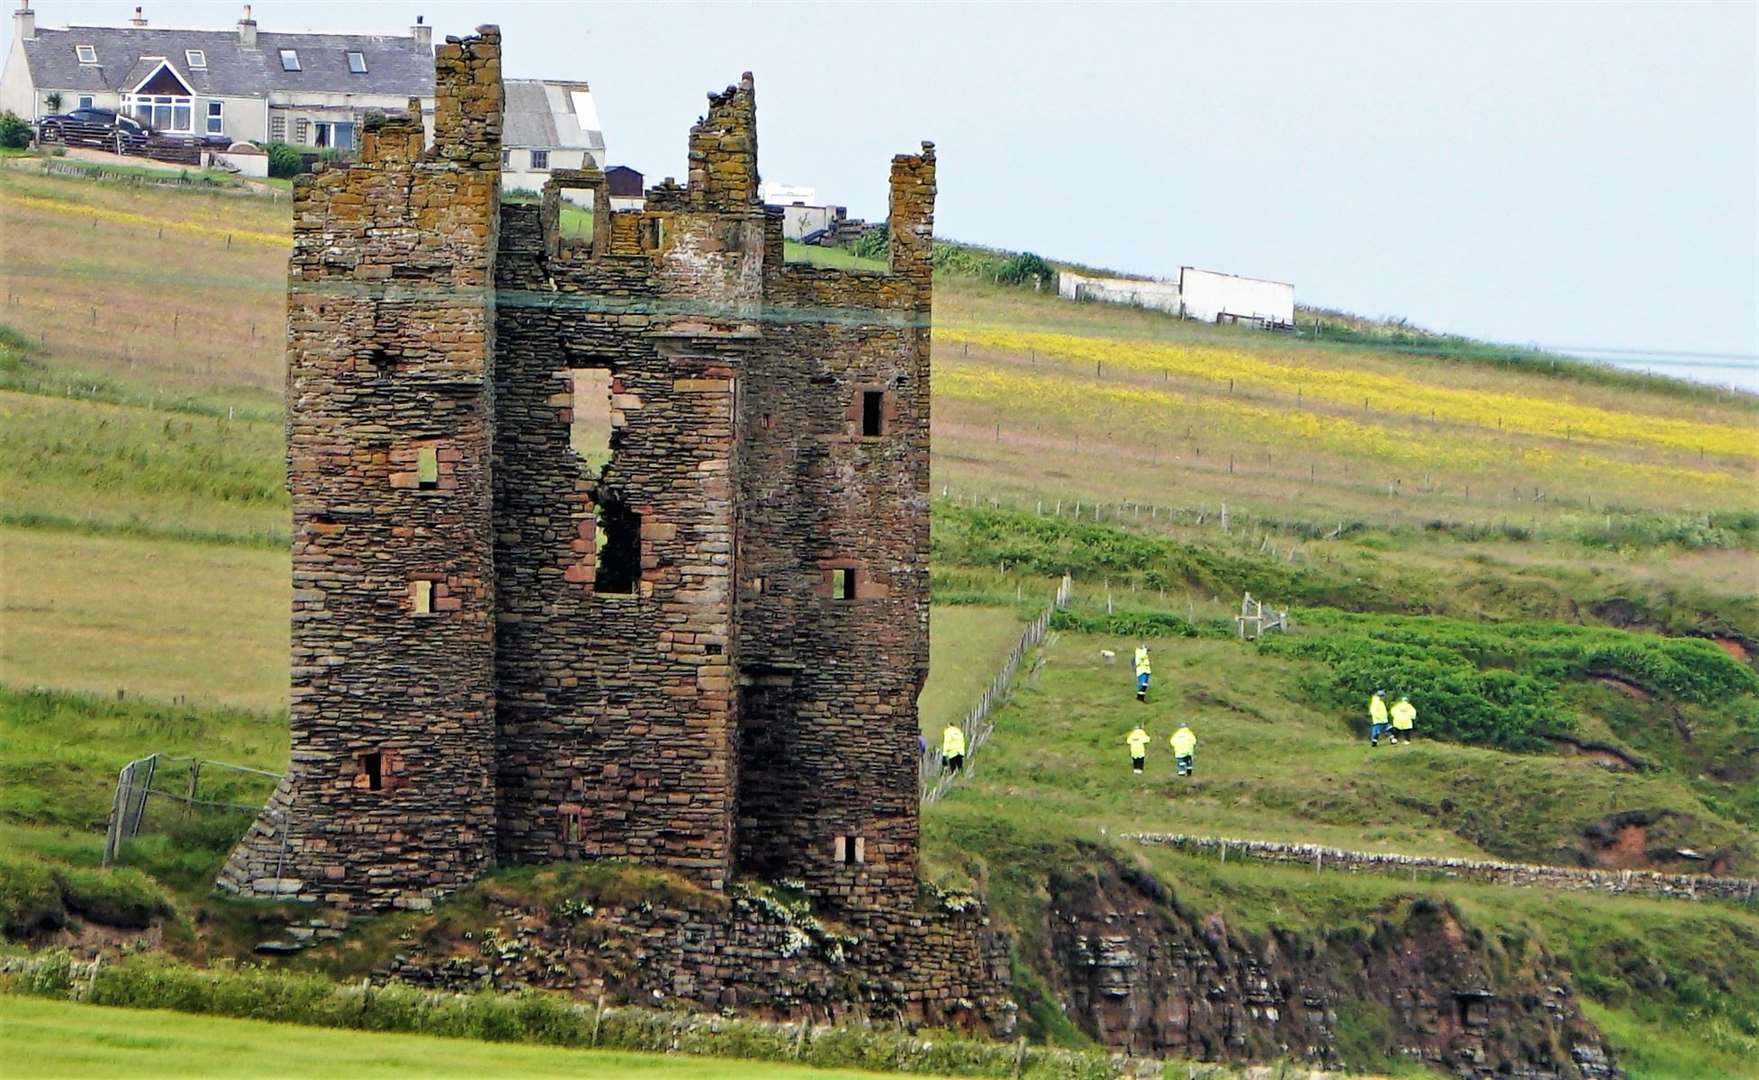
1125,833 -> 1758,903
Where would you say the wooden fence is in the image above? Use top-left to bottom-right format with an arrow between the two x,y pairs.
920,574 -> 1074,805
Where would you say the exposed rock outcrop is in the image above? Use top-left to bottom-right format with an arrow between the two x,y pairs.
1039,849 -> 1620,1078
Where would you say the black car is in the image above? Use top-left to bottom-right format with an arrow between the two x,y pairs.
37,108 -> 151,154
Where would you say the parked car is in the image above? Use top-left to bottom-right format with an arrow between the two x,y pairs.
36,107 -> 150,154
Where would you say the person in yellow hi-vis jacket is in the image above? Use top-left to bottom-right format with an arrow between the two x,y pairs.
1126,724 -> 1151,774
1368,690 -> 1390,747
941,723 -> 966,774
1133,645 -> 1152,702
1170,723 -> 1196,777
1390,695 -> 1416,744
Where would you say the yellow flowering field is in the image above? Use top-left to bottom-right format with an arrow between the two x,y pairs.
935,358 -> 1750,501
940,326 -> 1759,461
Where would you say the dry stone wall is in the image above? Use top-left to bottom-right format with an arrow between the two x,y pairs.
1125,834 -> 1758,904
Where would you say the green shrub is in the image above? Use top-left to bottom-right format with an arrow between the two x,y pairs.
848,225 -> 889,261
932,241 -> 1010,279
257,141 -> 303,179
994,251 -> 1055,287
0,111 -> 31,150
1260,612 -> 1759,751
1050,608 -> 1228,639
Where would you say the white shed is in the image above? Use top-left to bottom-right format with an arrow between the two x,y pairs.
1179,267 -> 1295,328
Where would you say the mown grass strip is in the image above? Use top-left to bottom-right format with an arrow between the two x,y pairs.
4,956 -> 1134,1080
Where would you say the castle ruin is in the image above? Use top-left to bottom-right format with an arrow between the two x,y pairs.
218,26 -> 1010,1024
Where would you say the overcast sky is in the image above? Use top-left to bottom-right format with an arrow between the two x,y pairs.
11,0 -> 1757,372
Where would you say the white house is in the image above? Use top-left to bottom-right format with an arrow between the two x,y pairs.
761,180 -> 852,241
2,2 -> 436,149
1179,267 -> 1295,328
500,78 -> 605,199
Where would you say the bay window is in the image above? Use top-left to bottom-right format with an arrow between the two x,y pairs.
127,93 -> 193,133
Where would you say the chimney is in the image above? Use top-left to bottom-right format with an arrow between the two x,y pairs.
412,14 -> 431,48
130,5 -> 146,26
15,1 -> 35,42
237,3 -> 256,47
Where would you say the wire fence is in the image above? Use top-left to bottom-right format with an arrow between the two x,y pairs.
102,753 -> 282,868
921,573 -> 1073,805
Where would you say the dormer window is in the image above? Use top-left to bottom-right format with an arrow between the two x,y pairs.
185,49 -> 206,69
75,45 -> 97,64
279,48 -> 301,72
346,51 -> 368,74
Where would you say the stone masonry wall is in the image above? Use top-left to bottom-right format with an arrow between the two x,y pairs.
1125,834 -> 1759,903
219,28 -> 505,910
734,147 -> 937,920
223,30 -> 1009,1027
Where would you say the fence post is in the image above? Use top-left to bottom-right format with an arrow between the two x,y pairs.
183,759 -> 201,823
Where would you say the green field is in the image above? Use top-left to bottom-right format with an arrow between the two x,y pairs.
0,995 -> 919,1080
918,605 -> 1030,733
1,161 -> 1757,1078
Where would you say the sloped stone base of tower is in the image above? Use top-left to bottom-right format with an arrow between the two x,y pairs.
374,872 -> 1015,1035
216,770 -> 494,911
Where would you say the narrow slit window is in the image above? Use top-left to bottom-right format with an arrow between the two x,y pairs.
358,752 -> 383,791
561,808 -> 583,848
861,390 -> 885,437
829,568 -> 856,601
835,836 -> 865,864
411,580 -> 433,614
416,447 -> 440,489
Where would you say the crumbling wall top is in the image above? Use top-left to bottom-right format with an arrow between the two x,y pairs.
687,72 -> 759,213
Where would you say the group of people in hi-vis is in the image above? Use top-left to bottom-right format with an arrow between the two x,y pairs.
1125,646 -> 1197,778
1123,646 -> 1422,777
1366,689 -> 1417,747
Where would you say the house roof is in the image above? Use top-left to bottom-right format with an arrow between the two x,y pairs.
21,23 -> 434,99
503,79 -> 604,153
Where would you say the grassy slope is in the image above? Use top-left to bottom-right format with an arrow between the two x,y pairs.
918,606 -> 1030,733
2,167 -> 1758,1077
0,995 -> 914,1080
925,626 -> 1755,862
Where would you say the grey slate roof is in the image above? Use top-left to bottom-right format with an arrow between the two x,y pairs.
22,23 -> 433,98
503,79 -> 604,152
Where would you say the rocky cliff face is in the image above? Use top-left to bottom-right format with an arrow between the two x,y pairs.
1040,851 -> 1619,1079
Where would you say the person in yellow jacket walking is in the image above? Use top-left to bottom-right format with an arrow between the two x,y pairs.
1126,724 -> 1151,774
941,723 -> 966,774
1368,690 -> 1390,747
1170,723 -> 1196,777
1133,645 -> 1152,702
1389,694 -> 1416,744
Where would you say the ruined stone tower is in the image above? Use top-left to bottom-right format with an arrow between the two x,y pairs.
220,27 -> 1005,1022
